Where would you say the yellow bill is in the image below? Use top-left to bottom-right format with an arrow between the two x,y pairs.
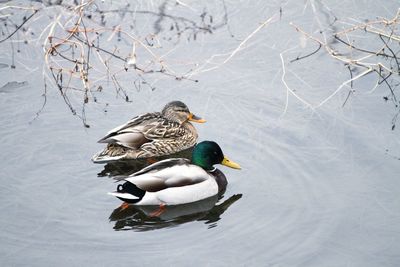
188,113 -> 206,123
221,156 -> 241,170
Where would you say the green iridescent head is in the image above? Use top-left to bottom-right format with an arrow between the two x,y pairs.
191,141 -> 241,171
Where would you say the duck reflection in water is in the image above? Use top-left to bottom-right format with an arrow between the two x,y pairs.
109,193 -> 242,231
97,148 -> 193,178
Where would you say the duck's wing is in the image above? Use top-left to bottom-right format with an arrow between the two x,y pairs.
123,158 -> 208,192
97,112 -> 162,148
131,158 -> 190,176
98,112 -> 190,150
141,120 -> 187,140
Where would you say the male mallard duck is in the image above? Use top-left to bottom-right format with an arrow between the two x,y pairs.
108,141 -> 241,206
92,101 -> 205,163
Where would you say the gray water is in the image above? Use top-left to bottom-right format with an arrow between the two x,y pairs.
1,1 -> 400,266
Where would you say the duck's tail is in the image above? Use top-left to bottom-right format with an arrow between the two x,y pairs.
108,181 -> 146,203
91,150 -> 125,163
92,144 -> 135,163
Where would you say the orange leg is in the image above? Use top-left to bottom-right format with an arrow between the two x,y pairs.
146,157 -> 158,164
149,203 -> 166,217
119,202 -> 130,211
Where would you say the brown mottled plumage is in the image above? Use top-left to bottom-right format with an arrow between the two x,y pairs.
92,101 -> 205,163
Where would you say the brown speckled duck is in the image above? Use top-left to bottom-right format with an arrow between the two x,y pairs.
92,101 -> 205,163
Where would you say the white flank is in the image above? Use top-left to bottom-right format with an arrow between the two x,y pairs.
108,192 -> 139,200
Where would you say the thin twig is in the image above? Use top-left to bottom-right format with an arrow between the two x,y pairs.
0,9 -> 38,43
316,68 -> 374,108
290,43 -> 322,62
279,49 -> 314,116
188,14 -> 278,77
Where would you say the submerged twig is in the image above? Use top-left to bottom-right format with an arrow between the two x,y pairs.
0,9 -> 38,43
0,1 -> 233,126
287,8 -> 400,128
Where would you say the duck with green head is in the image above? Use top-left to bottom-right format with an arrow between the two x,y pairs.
108,141 -> 241,206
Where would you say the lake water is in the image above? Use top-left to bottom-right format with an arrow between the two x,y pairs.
1,1 -> 399,266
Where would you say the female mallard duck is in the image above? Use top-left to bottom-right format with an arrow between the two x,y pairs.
92,101 -> 205,163
108,141 -> 241,206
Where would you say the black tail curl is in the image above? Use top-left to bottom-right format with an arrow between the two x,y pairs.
116,182 -> 146,203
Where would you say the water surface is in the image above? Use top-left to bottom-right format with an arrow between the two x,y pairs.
1,1 -> 399,266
